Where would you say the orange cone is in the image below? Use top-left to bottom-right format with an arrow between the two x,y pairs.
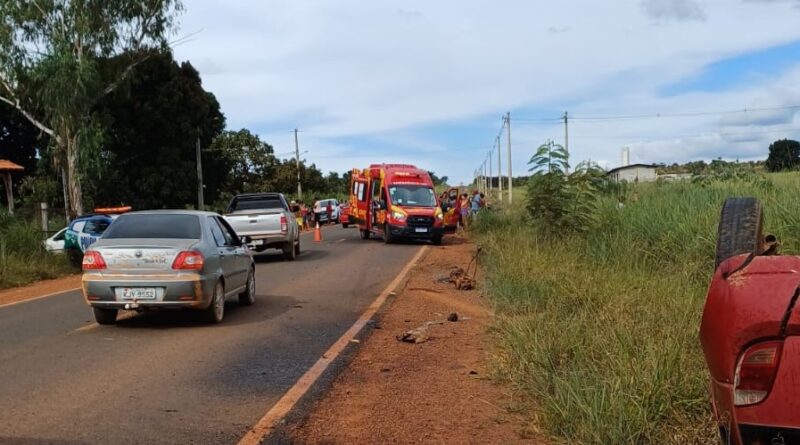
314,222 -> 322,242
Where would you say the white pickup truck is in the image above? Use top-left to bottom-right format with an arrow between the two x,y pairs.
224,193 -> 301,260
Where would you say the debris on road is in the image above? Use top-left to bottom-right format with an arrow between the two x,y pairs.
447,312 -> 459,322
396,320 -> 446,344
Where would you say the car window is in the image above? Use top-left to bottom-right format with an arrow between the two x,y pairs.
228,195 -> 283,212
84,218 -> 110,236
216,217 -> 240,246
208,217 -> 227,247
103,214 -> 202,239
71,221 -> 86,233
53,229 -> 66,241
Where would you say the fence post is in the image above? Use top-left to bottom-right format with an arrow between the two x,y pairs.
40,202 -> 49,232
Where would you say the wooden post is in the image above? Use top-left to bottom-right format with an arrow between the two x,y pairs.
40,202 -> 49,231
1,172 -> 13,214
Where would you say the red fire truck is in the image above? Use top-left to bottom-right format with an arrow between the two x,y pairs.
349,164 -> 445,244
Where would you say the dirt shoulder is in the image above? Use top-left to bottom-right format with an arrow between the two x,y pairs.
0,274 -> 81,307
289,235 -> 544,444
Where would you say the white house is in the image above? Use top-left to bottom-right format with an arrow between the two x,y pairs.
606,164 -> 658,183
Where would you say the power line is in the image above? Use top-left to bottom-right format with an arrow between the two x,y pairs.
514,104 -> 800,123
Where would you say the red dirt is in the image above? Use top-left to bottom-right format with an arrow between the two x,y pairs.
0,274 -> 81,307
289,236 -> 545,444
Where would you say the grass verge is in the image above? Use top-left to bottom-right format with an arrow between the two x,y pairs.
0,211 -> 75,290
472,172 -> 800,444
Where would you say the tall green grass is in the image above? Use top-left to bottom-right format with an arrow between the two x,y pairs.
0,211 -> 74,289
474,172 -> 800,444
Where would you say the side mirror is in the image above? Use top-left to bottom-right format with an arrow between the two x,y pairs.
240,235 -> 252,245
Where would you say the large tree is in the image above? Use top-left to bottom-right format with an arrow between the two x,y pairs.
209,128 -> 276,198
765,139 -> 800,172
0,0 -> 182,216
92,51 -> 224,210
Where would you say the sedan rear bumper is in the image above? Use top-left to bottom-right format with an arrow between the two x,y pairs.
82,272 -> 217,309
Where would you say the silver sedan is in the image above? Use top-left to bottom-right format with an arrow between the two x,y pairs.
81,210 -> 255,325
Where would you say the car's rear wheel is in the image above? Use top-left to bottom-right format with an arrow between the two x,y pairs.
204,281 -> 225,323
93,307 -> 118,325
342,222 -> 349,228
294,237 -> 301,256
239,268 -> 256,306
282,241 -> 296,261
715,197 -> 764,269
67,248 -> 82,268
360,229 -> 370,240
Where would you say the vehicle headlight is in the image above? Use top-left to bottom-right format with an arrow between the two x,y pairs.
392,211 -> 407,221
435,208 -> 444,220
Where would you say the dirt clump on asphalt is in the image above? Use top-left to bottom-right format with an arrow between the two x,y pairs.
289,236 -> 544,444
0,274 -> 80,306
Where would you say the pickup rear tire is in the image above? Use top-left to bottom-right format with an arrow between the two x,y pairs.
282,241 -> 296,261
715,197 -> 764,269
93,307 -> 118,325
294,237 -> 301,255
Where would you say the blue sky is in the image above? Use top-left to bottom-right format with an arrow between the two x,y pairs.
175,0 -> 800,184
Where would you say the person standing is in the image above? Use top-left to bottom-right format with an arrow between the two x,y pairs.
459,193 -> 470,230
326,201 -> 333,224
470,189 -> 481,216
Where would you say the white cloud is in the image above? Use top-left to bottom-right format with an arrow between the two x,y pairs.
173,0 -> 800,182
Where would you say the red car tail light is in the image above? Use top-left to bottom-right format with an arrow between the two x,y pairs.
734,341 -> 783,406
280,215 -> 288,233
172,251 -> 204,270
82,251 -> 107,270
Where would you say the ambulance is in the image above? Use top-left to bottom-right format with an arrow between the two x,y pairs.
349,164 -> 445,244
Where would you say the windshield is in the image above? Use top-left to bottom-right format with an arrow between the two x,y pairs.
103,214 -> 202,239
228,195 -> 283,212
388,185 -> 437,207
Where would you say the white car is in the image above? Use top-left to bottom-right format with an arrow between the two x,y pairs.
314,199 -> 341,224
44,227 -> 67,253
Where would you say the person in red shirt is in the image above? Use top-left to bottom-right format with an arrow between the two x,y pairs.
326,201 -> 333,224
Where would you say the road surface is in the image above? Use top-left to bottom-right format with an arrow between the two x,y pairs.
0,226 -> 421,445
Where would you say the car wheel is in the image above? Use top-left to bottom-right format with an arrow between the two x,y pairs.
715,197 -> 764,269
342,223 -> 349,228
238,268 -> 256,306
383,223 -> 394,244
294,237 -> 301,255
432,235 -> 443,246
93,307 -> 118,325
204,281 -> 225,323
68,249 -> 83,268
360,229 -> 370,240
282,241 -> 296,261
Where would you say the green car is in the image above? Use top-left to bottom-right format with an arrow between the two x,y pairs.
64,214 -> 117,266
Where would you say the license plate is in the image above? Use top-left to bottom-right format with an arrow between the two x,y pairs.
120,288 -> 157,300
415,227 -> 428,233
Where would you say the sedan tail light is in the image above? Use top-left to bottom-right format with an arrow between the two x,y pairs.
82,251 -> 107,270
280,215 -> 288,233
172,251 -> 205,270
734,341 -> 783,406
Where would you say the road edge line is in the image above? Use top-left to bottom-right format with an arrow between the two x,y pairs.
236,245 -> 429,445
0,287 -> 82,309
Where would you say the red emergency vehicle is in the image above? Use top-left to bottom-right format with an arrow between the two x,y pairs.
349,164 -> 445,244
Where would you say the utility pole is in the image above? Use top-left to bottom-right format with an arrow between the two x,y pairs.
564,111 -> 570,174
505,112 -> 512,205
294,128 -> 302,200
488,149 -> 493,193
196,135 -> 204,210
496,135 -> 502,202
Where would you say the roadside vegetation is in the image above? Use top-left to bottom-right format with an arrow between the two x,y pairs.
474,155 -> 800,442
0,211 -> 74,290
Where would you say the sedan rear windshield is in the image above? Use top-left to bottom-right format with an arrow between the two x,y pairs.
103,214 -> 202,239
228,196 -> 284,212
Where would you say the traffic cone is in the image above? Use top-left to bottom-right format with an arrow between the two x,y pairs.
314,222 -> 322,242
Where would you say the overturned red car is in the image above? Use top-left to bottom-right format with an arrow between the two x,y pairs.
700,197 -> 798,445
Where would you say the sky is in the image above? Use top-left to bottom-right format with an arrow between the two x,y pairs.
173,0 -> 800,184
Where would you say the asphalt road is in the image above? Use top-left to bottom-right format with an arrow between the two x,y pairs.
0,226 -> 422,445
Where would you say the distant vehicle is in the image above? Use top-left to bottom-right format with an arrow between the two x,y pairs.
339,201 -> 351,228
81,210 -> 255,325
700,198 -> 800,444
64,207 -> 131,266
224,193 -> 301,260
439,188 -> 464,233
349,164 -> 444,245
313,198 -> 340,224
44,227 -> 67,253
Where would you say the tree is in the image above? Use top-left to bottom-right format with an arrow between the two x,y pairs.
427,171 -> 448,186
765,139 -> 800,172
91,51 -> 224,210
210,128 -> 276,197
0,0 -> 183,216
